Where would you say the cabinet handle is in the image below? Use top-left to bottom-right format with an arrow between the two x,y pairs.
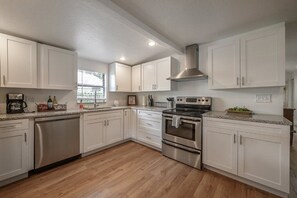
3,75 -> 6,86
155,84 -> 157,90
116,85 -> 119,91
146,123 -> 152,126
233,134 -> 236,144
107,120 -> 109,126
0,125 -> 15,129
125,111 -> 127,116
236,77 -> 239,86
240,135 -> 242,145
104,120 -> 106,126
146,136 -> 152,140
138,85 -> 141,91
24,133 -> 27,142
242,77 -> 244,86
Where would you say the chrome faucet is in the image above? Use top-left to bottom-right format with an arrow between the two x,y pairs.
94,90 -> 99,108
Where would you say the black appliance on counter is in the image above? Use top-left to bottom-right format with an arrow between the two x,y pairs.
6,93 -> 28,114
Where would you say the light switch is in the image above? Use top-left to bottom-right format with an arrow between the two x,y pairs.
256,94 -> 272,103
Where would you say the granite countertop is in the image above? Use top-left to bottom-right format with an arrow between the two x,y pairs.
0,106 -> 168,121
203,111 -> 292,126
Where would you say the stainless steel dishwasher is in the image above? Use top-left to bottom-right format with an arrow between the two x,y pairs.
34,114 -> 80,169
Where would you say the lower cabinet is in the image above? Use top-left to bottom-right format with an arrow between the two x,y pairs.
123,109 -> 131,139
203,117 -> 290,193
0,119 -> 29,182
83,110 -> 123,153
136,110 -> 162,149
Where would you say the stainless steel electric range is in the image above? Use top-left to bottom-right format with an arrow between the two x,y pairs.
162,96 -> 212,169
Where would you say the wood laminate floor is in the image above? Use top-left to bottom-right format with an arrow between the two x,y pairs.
0,142 -> 286,198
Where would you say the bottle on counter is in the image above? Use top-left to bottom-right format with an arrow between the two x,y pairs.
53,96 -> 58,105
79,100 -> 84,109
47,96 -> 53,110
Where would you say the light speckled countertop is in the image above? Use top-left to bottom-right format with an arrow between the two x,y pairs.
203,111 -> 292,126
0,106 -> 168,121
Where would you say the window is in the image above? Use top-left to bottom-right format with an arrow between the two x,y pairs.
77,69 -> 106,103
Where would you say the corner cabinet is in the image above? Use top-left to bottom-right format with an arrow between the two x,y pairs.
83,110 -> 123,153
203,117 -> 290,193
208,23 -> 285,89
109,63 -> 131,92
142,57 -> 178,92
38,44 -> 77,90
0,34 -> 37,88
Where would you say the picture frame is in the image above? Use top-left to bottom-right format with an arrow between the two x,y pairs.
127,95 -> 137,106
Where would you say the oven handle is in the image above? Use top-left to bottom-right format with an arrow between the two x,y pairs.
163,117 -> 200,125
162,140 -> 201,154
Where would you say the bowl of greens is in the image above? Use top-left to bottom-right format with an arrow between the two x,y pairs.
227,106 -> 253,115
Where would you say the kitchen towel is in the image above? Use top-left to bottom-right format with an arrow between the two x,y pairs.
172,115 -> 181,128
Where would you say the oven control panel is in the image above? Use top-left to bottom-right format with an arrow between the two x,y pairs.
176,96 -> 211,106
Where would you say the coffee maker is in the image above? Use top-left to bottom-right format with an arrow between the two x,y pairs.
6,94 -> 28,114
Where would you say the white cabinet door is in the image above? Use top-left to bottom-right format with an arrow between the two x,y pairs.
208,38 -> 240,89
240,25 -> 285,87
106,117 -> 123,145
0,130 -> 28,181
142,61 -> 156,91
203,127 -> 237,175
116,63 -> 131,92
156,58 -> 171,91
132,65 -> 141,92
130,109 -> 137,139
237,131 -> 289,192
83,119 -> 105,152
123,109 -> 131,139
38,44 -> 77,90
0,34 -> 37,88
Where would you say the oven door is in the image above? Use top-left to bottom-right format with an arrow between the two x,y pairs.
162,116 -> 201,149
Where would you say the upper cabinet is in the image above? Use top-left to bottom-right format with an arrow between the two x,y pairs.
207,23 -> 285,89
142,57 -> 178,92
0,34 -> 37,88
109,63 -> 131,92
38,44 -> 77,90
132,65 -> 141,92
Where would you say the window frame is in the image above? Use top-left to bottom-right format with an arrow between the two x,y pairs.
77,69 -> 107,104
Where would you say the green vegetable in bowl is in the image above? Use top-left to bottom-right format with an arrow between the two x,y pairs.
228,106 -> 251,112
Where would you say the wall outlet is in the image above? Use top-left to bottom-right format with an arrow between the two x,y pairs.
256,94 -> 272,103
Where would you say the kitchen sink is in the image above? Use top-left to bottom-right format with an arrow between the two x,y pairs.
83,106 -> 113,111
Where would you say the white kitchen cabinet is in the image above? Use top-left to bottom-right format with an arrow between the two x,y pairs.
38,44 -> 77,90
208,38 -> 240,89
130,109 -> 137,139
141,57 -> 178,92
109,63 -> 131,92
106,117 -> 124,145
0,34 -> 37,88
203,117 -> 290,193
0,119 -> 29,182
132,65 -> 142,92
136,110 -> 162,149
207,23 -> 285,89
123,109 -> 131,139
237,131 -> 289,192
83,110 -> 123,153
203,126 -> 237,175
240,25 -> 285,87
83,119 -> 105,152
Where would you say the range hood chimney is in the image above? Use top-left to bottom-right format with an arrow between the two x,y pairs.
167,44 -> 207,81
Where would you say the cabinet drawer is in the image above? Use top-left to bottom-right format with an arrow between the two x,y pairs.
138,118 -> 161,131
137,130 -> 161,148
0,119 -> 29,132
84,110 -> 123,121
138,110 -> 161,120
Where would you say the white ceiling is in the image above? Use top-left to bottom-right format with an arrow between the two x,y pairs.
112,0 -> 297,46
0,0 -> 297,68
0,0 -> 173,65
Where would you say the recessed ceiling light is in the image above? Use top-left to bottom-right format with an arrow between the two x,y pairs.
148,40 -> 156,47
120,56 -> 126,61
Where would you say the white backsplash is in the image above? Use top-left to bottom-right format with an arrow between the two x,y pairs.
136,80 -> 284,115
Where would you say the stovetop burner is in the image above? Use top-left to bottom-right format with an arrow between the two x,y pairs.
162,96 -> 212,118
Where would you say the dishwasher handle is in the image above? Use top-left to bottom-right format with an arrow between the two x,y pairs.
35,114 -> 80,122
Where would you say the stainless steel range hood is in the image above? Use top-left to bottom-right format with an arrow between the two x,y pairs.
167,44 -> 207,81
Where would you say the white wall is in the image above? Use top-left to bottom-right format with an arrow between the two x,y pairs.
0,58 -> 129,113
